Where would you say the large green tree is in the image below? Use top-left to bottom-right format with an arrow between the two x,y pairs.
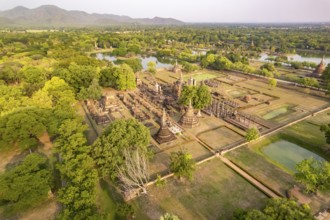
169,149 -> 196,181
179,85 -> 211,114
99,64 -> 136,91
77,78 -> 103,100
92,119 -> 150,179
245,127 -> 260,142
0,153 -> 52,214
116,58 -> 142,73
194,85 -> 212,116
179,86 -> 197,106
55,119 -> 98,219
295,158 -> 330,194
0,85 -> 29,115
147,61 -> 157,74
41,77 -> 76,109
0,108 -> 49,150
234,198 -> 313,220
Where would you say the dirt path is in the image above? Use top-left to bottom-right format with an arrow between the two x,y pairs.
20,199 -> 59,220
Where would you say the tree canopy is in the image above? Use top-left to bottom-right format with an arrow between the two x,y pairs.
92,119 -> 151,179
0,153 -> 52,215
245,127 -> 260,142
179,85 -> 211,110
234,198 -> 314,220
99,64 -> 136,91
295,158 -> 330,194
170,149 -> 196,181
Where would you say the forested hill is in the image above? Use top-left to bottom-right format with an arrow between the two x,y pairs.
0,5 -> 184,27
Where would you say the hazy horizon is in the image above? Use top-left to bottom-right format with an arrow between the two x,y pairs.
1,0 -> 330,23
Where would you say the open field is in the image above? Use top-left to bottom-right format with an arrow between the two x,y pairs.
225,110 -> 330,213
133,159 -> 268,220
198,126 -> 243,150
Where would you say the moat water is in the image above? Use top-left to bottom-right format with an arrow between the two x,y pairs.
95,53 -> 172,70
262,140 -> 325,172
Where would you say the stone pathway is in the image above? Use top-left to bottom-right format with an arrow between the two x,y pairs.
220,156 -> 280,198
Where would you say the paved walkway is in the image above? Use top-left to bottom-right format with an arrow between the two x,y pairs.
220,156 -> 280,198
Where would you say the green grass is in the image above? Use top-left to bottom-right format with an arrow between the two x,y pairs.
133,159 -> 267,220
96,179 -> 128,220
226,145 -> 295,196
183,73 -> 218,82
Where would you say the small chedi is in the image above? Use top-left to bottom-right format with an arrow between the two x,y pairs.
155,109 -> 176,144
311,56 -> 326,78
172,60 -> 181,74
172,69 -> 184,98
179,99 -> 199,128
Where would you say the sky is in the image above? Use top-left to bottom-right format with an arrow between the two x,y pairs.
1,0 -> 330,23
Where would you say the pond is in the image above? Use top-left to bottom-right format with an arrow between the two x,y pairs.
259,54 -> 330,65
262,106 -> 292,120
262,140 -> 325,172
140,56 -> 172,70
95,53 -> 172,70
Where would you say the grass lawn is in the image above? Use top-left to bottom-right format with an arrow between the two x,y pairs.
198,126 -> 243,150
226,114 -> 330,214
183,73 -> 218,82
226,145 -> 295,196
133,158 -> 268,220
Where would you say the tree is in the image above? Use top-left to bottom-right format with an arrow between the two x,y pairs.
268,78 -> 277,89
320,124 -> 330,144
99,65 -> 136,91
261,63 -> 276,72
0,153 -> 52,214
0,108 -> 49,150
22,67 -> 46,84
0,62 -> 23,84
55,119 -> 98,219
170,149 -> 196,181
0,85 -> 29,115
160,213 -> 181,220
62,63 -> 98,94
179,86 -> 197,106
234,198 -> 313,220
92,119 -> 151,179
194,85 -> 212,117
117,148 -> 150,194
78,78 -> 102,100
42,77 -> 76,110
182,62 -> 198,73
295,158 -> 330,194
147,61 -> 157,74
245,127 -> 260,142
116,64 -> 137,91
212,56 -> 232,70
99,67 -> 116,87
300,77 -> 319,87
116,58 -> 142,73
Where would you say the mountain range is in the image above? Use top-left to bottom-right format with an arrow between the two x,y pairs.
0,5 -> 184,27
